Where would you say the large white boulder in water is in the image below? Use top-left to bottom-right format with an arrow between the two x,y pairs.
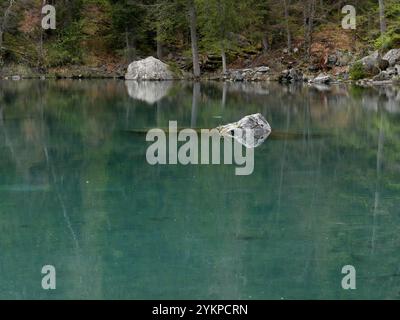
125,56 -> 174,80
217,113 -> 272,148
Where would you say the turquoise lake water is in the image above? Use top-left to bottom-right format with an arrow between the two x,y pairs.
0,80 -> 399,299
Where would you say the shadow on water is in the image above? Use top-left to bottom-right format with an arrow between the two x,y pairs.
123,128 -> 328,140
0,79 -> 400,299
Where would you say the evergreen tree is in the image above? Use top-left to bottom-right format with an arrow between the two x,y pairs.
198,0 -> 260,73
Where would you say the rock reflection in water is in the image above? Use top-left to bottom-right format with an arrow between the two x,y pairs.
125,81 -> 173,104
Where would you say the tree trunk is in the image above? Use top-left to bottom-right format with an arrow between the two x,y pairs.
188,0 -> 201,78
156,26 -> 163,60
125,27 -> 133,61
283,0 -> 292,52
304,0 -> 316,60
156,39 -> 163,60
38,0 -> 47,70
131,37 -> 136,60
378,0 -> 386,35
39,30 -> 44,69
262,34 -> 269,53
221,48 -> 227,74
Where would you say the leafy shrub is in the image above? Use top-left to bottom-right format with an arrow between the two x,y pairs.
167,61 -> 183,77
349,62 -> 367,80
374,33 -> 400,50
45,22 -> 85,67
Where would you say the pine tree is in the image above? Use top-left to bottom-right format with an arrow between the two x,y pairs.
198,0 -> 259,74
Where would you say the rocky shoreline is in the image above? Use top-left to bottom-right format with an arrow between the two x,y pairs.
206,49 -> 400,86
2,49 -> 400,86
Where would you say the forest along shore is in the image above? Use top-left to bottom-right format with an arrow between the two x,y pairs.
0,1 -> 400,85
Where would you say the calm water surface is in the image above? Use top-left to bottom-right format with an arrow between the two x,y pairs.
0,80 -> 400,299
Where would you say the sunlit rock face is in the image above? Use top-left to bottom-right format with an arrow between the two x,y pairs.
125,81 -> 173,104
216,113 -> 272,148
125,56 -> 174,80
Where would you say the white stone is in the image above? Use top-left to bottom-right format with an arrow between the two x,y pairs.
217,113 -> 271,148
312,73 -> 332,84
256,66 -> 270,73
125,56 -> 174,80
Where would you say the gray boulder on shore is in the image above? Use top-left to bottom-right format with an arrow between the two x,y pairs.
279,68 -> 303,83
223,66 -> 270,82
357,50 -> 389,75
311,73 -> 332,84
383,49 -> 400,67
373,70 -> 392,81
373,64 -> 400,81
125,56 -> 174,80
